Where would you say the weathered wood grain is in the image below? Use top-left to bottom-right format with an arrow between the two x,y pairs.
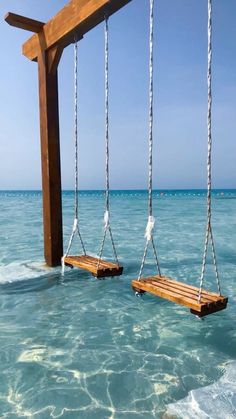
132,276 -> 228,317
38,49 -> 63,266
5,12 -> 44,33
64,255 -> 123,278
22,0 -> 131,61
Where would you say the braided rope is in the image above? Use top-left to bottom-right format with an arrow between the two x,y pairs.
138,0 -> 161,281
74,39 -> 79,221
138,239 -> 149,280
62,41 -> 86,275
97,16 -> 120,269
148,0 -> 154,218
198,0 -> 221,301
105,16 -> 109,214
151,236 -> 161,276
97,228 -> 107,266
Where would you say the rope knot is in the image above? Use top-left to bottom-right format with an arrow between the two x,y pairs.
104,210 -> 110,230
145,215 -> 155,242
73,218 -> 78,233
61,256 -> 66,276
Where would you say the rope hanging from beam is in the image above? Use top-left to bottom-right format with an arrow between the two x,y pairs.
138,0 -> 161,281
97,16 -> 120,269
198,0 -> 221,302
62,40 -> 86,275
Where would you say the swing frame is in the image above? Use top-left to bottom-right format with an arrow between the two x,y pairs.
5,0 -> 131,267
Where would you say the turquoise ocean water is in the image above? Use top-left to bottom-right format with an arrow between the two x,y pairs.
0,190 -> 235,418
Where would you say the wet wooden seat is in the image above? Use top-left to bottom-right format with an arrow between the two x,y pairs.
64,255 -> 123,278
132,276 -> 228,317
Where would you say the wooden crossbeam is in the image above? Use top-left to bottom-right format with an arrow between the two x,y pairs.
21,0 -> 131,61
5,12 -> 44,33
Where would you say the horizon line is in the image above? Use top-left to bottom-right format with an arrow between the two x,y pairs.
0,188 -> 235,192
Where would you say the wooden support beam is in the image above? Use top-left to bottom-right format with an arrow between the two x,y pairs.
22,0 -> 131,61
37,48 -> 63,266
47,45 -> 64,75
5,12 -> 44,33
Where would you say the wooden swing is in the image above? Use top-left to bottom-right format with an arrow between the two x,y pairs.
132,0 -> 228,317
62,18 -> 123,279
132,276 -> 228,317
64,255 -> 123,278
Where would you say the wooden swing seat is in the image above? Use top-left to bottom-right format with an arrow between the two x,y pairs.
64,255 -> 123,278
132,276 -> 228,317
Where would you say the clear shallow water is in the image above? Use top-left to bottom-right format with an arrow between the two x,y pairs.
0,190 -> 235,418
165,361 -> 236,418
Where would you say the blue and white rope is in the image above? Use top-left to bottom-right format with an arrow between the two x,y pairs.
198,0 -> 221,301
97,16 -> 119,268
138,0 -> 161,280
62,40 -> 86,275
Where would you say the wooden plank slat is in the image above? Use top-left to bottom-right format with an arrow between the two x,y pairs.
67,256 -> 123,277
22,0 -> 132,61
147,279 -> 218,304
5,12 -> 44,33
132,279 -> 202,311
64,255 -> 123,278
70,255 -> 118,270
147,277 -> 220,302
80,255 -> 114,268
74,256 -> 98,267
66,257 -> 98,273
140,277 -> 228,307
132,276 -> 228,316
148,276 -> 222,299
190,302 -> 227,317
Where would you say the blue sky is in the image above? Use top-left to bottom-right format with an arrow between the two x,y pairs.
0,0 -> 235,190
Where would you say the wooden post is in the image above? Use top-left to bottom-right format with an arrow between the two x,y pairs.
37,48 -> 63,266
